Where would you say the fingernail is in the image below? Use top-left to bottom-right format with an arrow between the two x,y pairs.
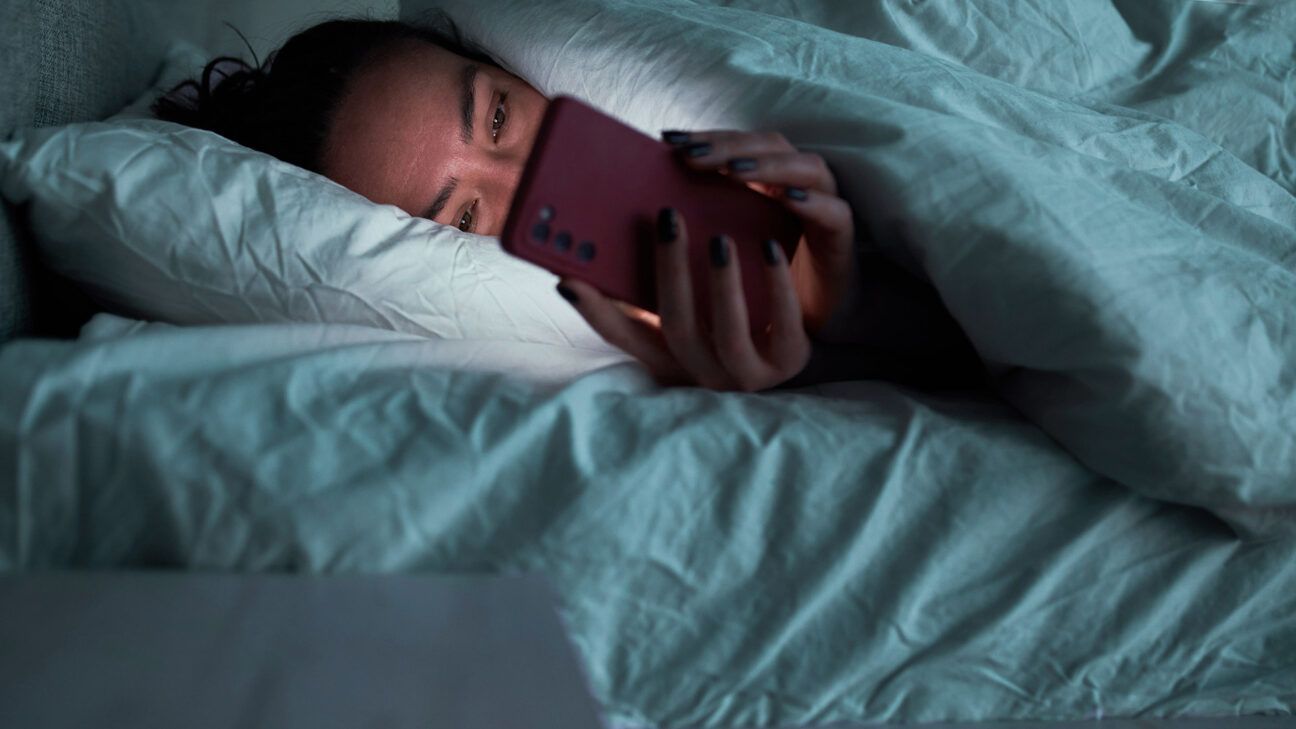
661,130 -> 691,145
762,238 -> 780,266
727,157 -> 758,173
785,186 -> 808,201
683,142 -> 712,158
556,283 -> 579,304
709,235 -> 729,268
657,207 -> 678,244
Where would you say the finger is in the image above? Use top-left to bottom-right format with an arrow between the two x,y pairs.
613,300 -> 661,329
654,207 -> 733,390
720,151 -> 838,196
557,279 -> 687,381
780,188 -> 856,333
661,129 -> 796,167
779,187 -> 854,264
706,234 -> 774,391
756,237 -> 812,375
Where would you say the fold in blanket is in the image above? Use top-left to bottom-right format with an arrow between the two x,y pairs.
2,319 -> 1294,727
427,0 -> 1296,539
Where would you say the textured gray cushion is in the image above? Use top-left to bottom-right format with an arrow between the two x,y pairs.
0,0 -> 168,341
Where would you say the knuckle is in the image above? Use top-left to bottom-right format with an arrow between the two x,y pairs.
714,331 -> 750,363
827,198 -> 854,228
763,131 -> 789,148
661,323 -> 698,353
734,367 -> 773,392
825,161 -> 841,186
795,340 -> 812,367
662,303 -> 695,327
788,342 -> 812,372
771,334 -> 809,369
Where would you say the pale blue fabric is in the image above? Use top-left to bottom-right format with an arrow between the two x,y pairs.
1,0 -> 1294,726
428,0 -> 1296,538
1,321 -> 1294,727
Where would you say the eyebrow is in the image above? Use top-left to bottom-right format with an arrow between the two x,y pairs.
421,63 -> 478,222
459,63 -> 478,145
422,176 -> 459,222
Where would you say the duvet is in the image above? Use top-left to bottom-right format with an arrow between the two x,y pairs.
3,316 -> 1295,727
2,0 -> 1295,726
426,0 -> 1296,540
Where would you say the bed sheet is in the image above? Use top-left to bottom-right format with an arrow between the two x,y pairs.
1,319 -> 1293,727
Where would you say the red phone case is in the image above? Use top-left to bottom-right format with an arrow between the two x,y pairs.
501,96 -> 802,334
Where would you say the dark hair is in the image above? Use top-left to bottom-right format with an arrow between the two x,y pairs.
152,14 -> 495,174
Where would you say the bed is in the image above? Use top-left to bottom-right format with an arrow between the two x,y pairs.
2,1 -> 1294,728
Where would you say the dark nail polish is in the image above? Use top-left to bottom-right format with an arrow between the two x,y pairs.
762,238 -> 780,266
657,207 -> 678,244
709,235 -> 729,268
727,157 -> 758,173
661,130 -> 691,145
556,284 -> 579,304
683,142 -> 712,158
785,186 -> 808,201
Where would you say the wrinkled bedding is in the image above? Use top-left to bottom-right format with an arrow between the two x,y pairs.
3,0 -> 1296,726
428,0 -> 1296,537
2,316 -> 1294,727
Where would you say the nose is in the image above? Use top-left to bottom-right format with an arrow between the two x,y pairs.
480,150 -> 527,234
500,152 -> 525,203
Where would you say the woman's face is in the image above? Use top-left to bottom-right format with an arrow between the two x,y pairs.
321,40 -> 548,236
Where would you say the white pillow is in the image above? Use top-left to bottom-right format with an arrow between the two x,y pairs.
0,47 -> 615,352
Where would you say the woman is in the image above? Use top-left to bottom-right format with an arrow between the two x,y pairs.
156,18 -> 978,391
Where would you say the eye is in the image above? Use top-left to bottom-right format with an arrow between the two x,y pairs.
491,92 -> 508,141
458,200 -> 477,232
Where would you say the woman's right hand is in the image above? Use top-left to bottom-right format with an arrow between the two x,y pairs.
664,129 -> 857,339
555,207 -> 812,392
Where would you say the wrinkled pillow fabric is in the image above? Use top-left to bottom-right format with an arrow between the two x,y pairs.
0,85 -> 615,352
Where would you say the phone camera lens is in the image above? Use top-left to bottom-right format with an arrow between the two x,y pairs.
531,222 -> 551,243
576,241 -> 596,261
538,205 -> 554,222
554,230 -> 573,251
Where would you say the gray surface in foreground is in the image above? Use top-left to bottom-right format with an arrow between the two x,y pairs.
0,571 -> 607,729
2,572 -> 1288,729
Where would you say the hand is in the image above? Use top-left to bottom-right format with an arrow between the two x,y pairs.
556,207 -> 811,391
663,129 -> 855,337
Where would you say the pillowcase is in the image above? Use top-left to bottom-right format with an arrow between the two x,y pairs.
0,45 -> 615,352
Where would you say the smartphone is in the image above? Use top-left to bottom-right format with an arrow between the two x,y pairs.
500,96 -> 802,334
